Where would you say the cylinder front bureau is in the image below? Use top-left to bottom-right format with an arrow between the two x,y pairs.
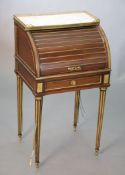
14,12 -> 111,166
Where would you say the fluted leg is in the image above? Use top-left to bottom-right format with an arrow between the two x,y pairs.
34,97 -> 43,165
95,87 -> 107,153
17,75 -> 23,137
73,91 -> 80,130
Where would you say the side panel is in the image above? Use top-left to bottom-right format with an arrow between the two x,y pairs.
98,26 -> 111,69
14,23 -> 40,76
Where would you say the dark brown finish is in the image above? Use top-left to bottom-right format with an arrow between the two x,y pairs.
33,28 -> 108,77
14,23 -> 111,96
14,13 -> 111,165
45,75 -> 101,92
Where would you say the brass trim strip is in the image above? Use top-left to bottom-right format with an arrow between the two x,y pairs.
38,44 -> 104,53
38,46 -> 105,55
34,33 -> 100,41
36,69 -> 110,81
37,41 -> 103,50
42,61 -> 107,70
40,51 -> 106,61
36,38 -> 102,47
24,22 -> 99,31
15,21 -> 99,31
104,74 -> 110,84
32,28 -> 98,36
34,34 -> 100,43
36,69 -> 110,80
37,83 -> 43,93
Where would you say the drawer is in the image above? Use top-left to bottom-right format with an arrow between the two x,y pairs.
45,75 -> 101,92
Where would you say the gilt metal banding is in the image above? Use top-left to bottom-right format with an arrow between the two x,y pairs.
68,66 -> 82,72
37,83 -> 43,93
14,11 -> 100,31
104,74 -> 110,84
26,24 -> 33,28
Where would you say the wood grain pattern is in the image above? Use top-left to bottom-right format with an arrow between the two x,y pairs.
14,21 -> 111,96
45,75 -> 101,92
14,15 -> 111,168
31,26 -> 108,77
15,26 -> 36,73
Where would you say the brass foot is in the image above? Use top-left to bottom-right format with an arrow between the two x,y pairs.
18,133 -> 22,137
73,125 -> 77,132
95,149 -> 99,156
35,162 -> 40,168
18,134 -> 22,143
18,131 -> 22,138
18,135 -> 22,142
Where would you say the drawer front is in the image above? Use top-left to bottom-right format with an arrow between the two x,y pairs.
45,75 -> 101,92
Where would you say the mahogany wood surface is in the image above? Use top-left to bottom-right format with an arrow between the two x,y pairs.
14,21 -> 111,97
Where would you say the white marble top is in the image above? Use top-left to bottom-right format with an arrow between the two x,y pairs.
15,12 -> 99,30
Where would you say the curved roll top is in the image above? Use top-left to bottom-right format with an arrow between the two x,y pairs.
31,26 -> 110,76
14,12 -> 111,78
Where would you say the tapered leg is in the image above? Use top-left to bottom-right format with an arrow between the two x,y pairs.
17,75 -> 23,137
95,87 -> 107,153
34,97 -> 43,165
73,91 -> 80,130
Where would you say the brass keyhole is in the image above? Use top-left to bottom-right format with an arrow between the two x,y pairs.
70,80 -> 76,86
68,66 -> 81,72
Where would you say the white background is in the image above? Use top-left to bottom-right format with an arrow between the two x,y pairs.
0,0 -> 125,175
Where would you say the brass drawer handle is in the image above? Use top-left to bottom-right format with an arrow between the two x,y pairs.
70,80 -> 76,86
67,66 -> 81,72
